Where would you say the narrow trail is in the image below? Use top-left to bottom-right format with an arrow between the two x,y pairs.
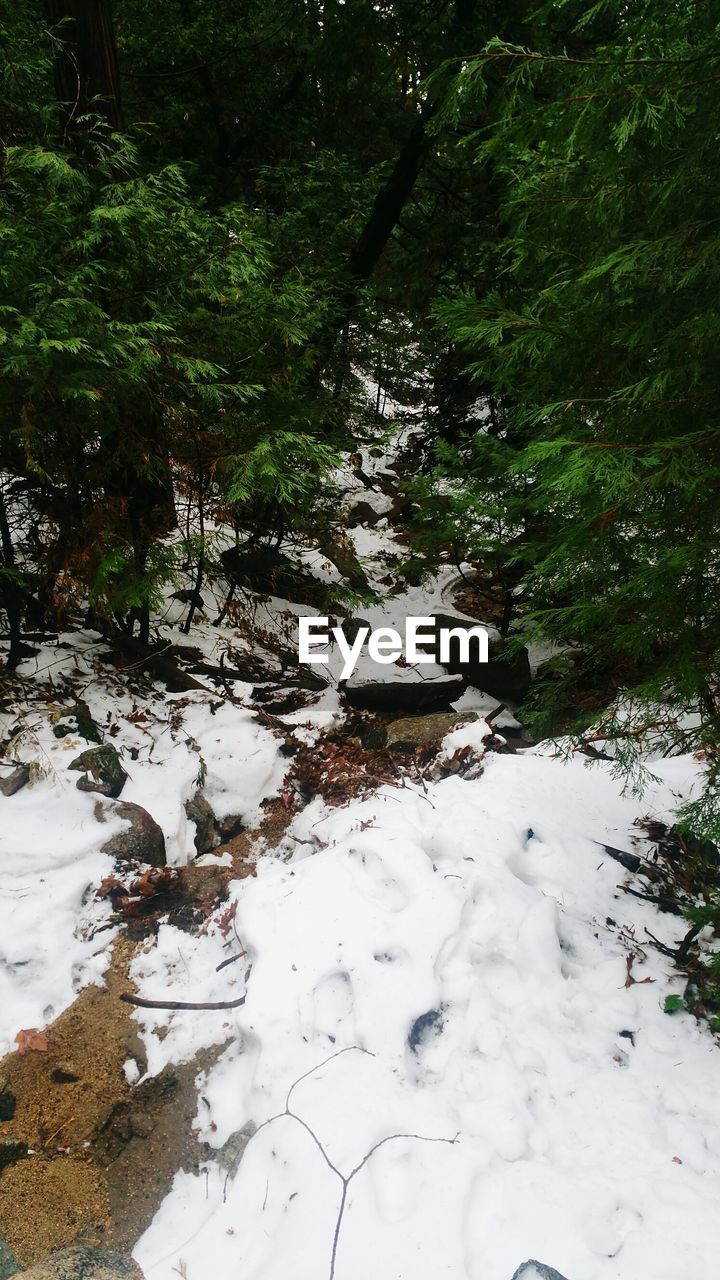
1,424 -> 719,1280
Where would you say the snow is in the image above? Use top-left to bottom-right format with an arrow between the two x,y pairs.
0,779 -> 116,1055
133,748 -> 720,1280
2,418 -> 720,1279
0,634 -> 287,1053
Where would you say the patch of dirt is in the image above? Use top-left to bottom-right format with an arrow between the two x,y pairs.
0,933 -> 230,1267
96,1050 -> 226,1253
0,795 -> 301,1267
100,864 -> 235,940
214,795 -> 295,874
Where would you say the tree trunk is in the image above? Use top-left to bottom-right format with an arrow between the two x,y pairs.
44,0 -> 123,131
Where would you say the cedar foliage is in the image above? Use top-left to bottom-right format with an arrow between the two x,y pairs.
418,0 -> 720,833
2,0 -> 720,829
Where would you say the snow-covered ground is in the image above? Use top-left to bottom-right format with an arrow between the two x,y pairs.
2,417 -> 720,1279
128,745 -> 720,1280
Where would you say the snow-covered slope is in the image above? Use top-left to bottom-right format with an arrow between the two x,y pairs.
132,746 -> 720,1280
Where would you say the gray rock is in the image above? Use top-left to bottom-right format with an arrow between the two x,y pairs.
344,673 -> 465,714
0,1232 -> 19,1280
347,500 -> 382,527
69,746 -> 127,799
19,1247 -> 144,1279
423,613 -> 531,703
101,802 -> 166,867
184,792 -> 217,856
214,1121 -> 257,1173
220,546 -> 324,608
0,765 -> 30,797
385,711 -> 477,753
511,1262 -> 571,1280
333,616 -> 372,646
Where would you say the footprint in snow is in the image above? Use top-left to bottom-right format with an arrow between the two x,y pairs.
308,970 -> 355,1043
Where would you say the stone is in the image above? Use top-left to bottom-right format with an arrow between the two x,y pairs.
347,500 -> 382,526
0,1233 -> 19,1280
510,1263 -> 571,1280
19,1247 -> 145,1279
220,546 -> 325,608
69,746 -> 127,799
385,711 -> 477,753
184,792 -> 217,856
0,1138 -> 27,1171
214,1121 -> 257,1173
422,613 -> 531,703
333,616 -> 372,646
344,673 -> 464,714
0,765 -> 30,797
101,802 -> 166,868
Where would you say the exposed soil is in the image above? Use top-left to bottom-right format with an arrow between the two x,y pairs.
0,796 -> 297,1268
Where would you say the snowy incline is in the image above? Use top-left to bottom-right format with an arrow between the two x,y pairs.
132,743 -> 720,1280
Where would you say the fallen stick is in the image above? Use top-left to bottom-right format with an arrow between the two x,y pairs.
120,992 -> 245,1011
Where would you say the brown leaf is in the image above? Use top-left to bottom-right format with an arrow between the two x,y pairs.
15,1027 -> 48,1055
97,874 -> 126,899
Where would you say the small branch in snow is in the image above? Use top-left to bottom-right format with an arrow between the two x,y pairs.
215,950 -> 247,973
120,993 -> 246,1011
246,1046 -> 459,1280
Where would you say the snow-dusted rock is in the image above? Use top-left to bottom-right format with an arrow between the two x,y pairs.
344,671 -> 464,712
101,801 -> 166,867
69,746 -> 127,799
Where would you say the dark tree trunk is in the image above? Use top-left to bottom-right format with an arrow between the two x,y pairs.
44,0 -> 123,131
343,109 -> 431,304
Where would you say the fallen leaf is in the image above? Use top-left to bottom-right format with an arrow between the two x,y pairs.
15,1027 -> 48,1055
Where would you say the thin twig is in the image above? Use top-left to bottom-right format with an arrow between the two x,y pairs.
120,992 -> 245,1011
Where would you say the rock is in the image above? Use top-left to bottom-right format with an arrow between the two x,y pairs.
424,613 -> 531,702
69,746 -> 127,799
510,1263 -> 571,1280
184,793 -> 217,856
0,1233 -> 19,1280
344,673 -> 464,714
19,1247 -> 144,1279
385,711 -> 477,753
332,616 -> 372,646
101,802 -> 166,867
0,765 -> 30,797
220,546 -> 325,608
347,500 -> 382,526
0,1138 -> 27,1171
317,533 -> 371,593
214,1121 -> 257,1173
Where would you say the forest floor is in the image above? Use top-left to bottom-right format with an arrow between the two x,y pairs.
1,416 -> 719,1280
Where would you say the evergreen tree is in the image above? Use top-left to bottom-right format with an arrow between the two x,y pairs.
424,0 -> 720,830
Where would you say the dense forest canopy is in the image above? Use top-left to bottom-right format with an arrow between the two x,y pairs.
1,0 -> 720,831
